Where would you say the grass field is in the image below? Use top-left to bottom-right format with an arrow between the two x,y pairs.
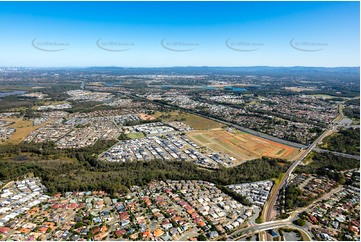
352,118 -> 360,125
302,151 -> 315,165
127,132 -> 145,139
311,94 -> 337,99
274,173 -> 286,186
153,111 -> 224,130
0,86 -> 32,92
316,129 -> 335,150
2,118 -> 48,144
32,101 -> 69,110
187,128 -> 299,164
88,82 -> 105,87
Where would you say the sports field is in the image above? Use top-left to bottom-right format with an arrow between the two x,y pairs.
186,128 -> 299,165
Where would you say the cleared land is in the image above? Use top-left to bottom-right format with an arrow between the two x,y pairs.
302,151 -> 317,165
2,118 -> 49,144
139,113 -> 156,121
88,82 -> 105,86
32,101 -> 69,109
310,94 -> 340,99
153,111 -> 224,130
187,128 -> 299,165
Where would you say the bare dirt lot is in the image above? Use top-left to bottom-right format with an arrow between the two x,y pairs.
187,128 -> 299,165
2,118 -> 49,144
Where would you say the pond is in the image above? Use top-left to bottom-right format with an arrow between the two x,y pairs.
0,90 -> 26,98
224,86 -> 248,92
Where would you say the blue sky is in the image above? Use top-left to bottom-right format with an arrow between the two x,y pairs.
0,1 -> 359,67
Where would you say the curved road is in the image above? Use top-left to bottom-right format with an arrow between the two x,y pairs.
228,220 -> 313,241
230,185 -> 344,241
264,127 -> 334,223
264,103 -> 359,226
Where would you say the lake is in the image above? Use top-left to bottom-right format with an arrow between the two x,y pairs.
0,90 -> 26,98
160,85 -> 217,90
224,86 -> 248,92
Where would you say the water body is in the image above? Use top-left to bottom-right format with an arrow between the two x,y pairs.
160,85 -> 216,90
22,83 -> 39,87
104,82 -> 114,87
224,86 -> 248,92
160,85 -> 172,90
199,86 -> 217,90
0,90 -> 26,98
160,85 -> 191,90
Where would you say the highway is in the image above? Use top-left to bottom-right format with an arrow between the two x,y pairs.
194,114 -> 307,149
235,101 -> 358,240
263,127 -> 334,224
228,220 -> 313,241
138,97 -> 308,149
228,184 -> 344,241
138,96 -> 358,240
261,100 -> 357,224
313,148 -> 360,160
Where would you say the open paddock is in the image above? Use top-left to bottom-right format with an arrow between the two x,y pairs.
186,128 -> 299,165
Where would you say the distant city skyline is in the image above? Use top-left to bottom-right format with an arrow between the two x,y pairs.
0,1 -> 359,67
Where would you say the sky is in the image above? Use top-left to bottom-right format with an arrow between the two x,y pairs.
0,1 -> 359,67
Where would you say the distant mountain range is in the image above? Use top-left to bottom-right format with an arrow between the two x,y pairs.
1,66 -> 359,79
82,66 -> 360,73
79,66 -> 360,80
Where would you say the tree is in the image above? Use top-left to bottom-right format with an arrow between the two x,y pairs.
118,132 -> 129,140
75,222 -> 84,229
293,219 -> 306,226
198,234 -> 207,241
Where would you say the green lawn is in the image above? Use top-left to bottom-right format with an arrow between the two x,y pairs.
127,132 -> 145,139
352,118 -> 360,125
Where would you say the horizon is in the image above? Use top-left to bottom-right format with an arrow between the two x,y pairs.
0,65 -> 360,69
0,1 -> 359,67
